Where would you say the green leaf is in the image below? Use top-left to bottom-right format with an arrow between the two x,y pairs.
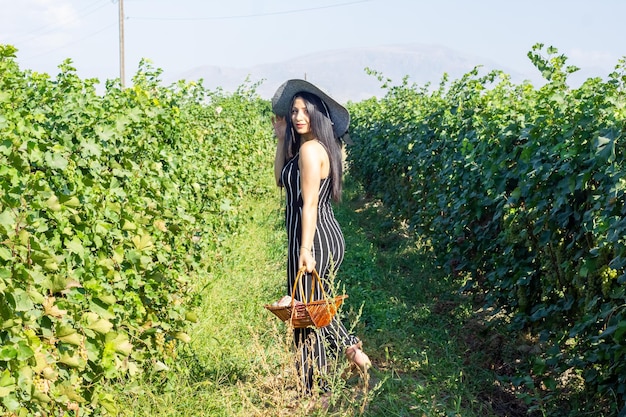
32,389 -> 51,404
112,245 -> 124,264
90,319 -> 114,335
220,198 -> 232,211
61,195 -> 81,208
27,289 -> 45,305
0,210 -> 15,233
153,361 -> 169,372
0,345 -> 17,361
95,125 -> 116,142
0,369 -> 16,396
185,311 -> 198,323
98,392 -> 119,415
595,136 -> 615,161
45,195 -> 62,212
44,150 -> 68,170
65,237 -> 85,257
56,324 -> 77,338
80,140 -> 102,157
16,342 -> 34,361
174,332 -> 191,343
122,220 -> 136,230
105,332 -> 133,356
98,294 -> 117,305
614,320 -> 626,343
0,246 -> 12,261
11,289 -> 35,312
89,299 -> 115,320
58,351 -> 86,369
58,331 -> 83,346
57,382 -> 86,403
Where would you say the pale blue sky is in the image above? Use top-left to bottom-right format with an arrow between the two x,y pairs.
1,0 -> 623,87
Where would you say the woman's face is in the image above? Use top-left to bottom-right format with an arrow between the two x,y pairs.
291,97 -> 314,140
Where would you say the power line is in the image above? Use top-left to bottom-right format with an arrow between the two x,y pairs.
19,23 -> 117,63
128,0 -> 371,21
8,0 -> 111,45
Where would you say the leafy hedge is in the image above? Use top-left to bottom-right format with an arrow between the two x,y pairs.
0,44 -> 274,416
347,44 -> 625,416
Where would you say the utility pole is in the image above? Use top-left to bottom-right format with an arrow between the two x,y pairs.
118,0 -> 125,87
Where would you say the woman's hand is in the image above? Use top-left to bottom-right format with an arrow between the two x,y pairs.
273,115 -> 287,186
271,115 -> 286,142
298,248 -> 316,273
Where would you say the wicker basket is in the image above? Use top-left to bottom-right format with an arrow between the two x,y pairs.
265,268 -> 347,328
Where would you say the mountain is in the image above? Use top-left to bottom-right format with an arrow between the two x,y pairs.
171,43 -> 538,104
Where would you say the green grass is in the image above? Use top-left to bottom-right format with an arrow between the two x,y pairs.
113,174 -> 527,416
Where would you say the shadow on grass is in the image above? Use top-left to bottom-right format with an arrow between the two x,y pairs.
333,174 -> 532,417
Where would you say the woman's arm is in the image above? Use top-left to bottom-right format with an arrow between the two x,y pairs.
298,140 -> 327,272
272,116 -> 286,186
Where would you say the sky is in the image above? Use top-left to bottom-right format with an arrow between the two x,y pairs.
1,0 -> 624,89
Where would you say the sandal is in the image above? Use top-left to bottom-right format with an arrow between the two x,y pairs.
345,342 -> 371,373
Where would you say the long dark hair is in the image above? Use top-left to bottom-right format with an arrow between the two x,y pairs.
282,92 -> 343,202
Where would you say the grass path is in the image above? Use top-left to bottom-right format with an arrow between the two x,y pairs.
119,176 -> 526,416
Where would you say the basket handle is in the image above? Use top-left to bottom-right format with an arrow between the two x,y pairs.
290,267 -> 329,306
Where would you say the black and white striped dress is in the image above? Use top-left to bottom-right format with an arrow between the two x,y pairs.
281,149 -> 359,393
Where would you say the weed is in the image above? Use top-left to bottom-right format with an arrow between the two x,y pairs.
114,175 -> 527,416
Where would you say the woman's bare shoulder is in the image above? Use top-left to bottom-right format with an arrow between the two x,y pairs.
299,140 -> 330,178
300,139 -> 327,158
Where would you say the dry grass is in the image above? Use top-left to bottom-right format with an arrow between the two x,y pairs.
114,177 -> 534,416
230,320 -> 381,417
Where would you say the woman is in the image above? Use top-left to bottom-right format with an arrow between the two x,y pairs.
271,79 -> 371,395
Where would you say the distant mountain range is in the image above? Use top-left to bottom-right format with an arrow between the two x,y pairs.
170,43 -> 543,103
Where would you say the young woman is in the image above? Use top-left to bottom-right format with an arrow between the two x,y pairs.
271,79 -> 371,395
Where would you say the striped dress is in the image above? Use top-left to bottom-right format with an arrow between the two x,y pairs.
281,148 -> 359,394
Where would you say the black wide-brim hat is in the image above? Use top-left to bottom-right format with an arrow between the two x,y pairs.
271,79 -> 350,139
